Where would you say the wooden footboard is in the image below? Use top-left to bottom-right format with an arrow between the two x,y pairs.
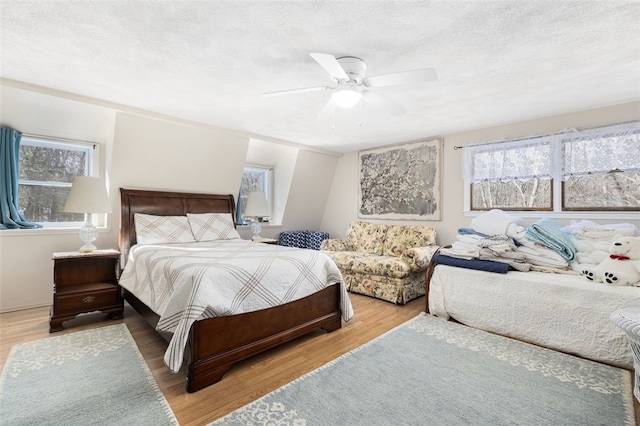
124,284 -> 342,393
186,284 -> 341,392
424,245 -> 447,314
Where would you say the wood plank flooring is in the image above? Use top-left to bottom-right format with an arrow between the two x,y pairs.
0,293 -> 423,425
1,294 -> 637,425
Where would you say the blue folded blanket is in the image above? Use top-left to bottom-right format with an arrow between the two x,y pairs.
457,227 -> 489,238
524,218 -> 576,261
433,253 -> 511,274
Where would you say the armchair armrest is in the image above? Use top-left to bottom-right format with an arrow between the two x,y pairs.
320,238 -> 353,252
402,245 -> 440,272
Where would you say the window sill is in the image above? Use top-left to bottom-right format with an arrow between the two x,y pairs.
237,223 -> 283,229
463,211 -> 639,221
0,226 -> 112,237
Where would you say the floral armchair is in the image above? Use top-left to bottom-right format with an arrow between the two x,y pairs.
320,221 -> 438,304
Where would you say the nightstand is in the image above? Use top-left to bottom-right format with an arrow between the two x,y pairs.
49,249 -> 123,332
252,238 -> 279,245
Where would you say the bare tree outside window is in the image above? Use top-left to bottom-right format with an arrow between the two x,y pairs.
18,137 -> 92,224
466,122 -> 640,212
563,172 -> 640,211
471,179 -> 552,210
238,166 -> 272,224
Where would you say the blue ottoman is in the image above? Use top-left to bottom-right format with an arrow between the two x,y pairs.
279,230 -> 329,250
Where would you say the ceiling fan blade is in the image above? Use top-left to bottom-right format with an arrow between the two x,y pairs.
317,98 -> 335,121
310,53 -> 349,81
365,68 -> 438,88
362,91 -> 406,116
262,86 -> 327,97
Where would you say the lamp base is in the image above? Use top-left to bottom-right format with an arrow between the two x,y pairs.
78,215 -> 98,253
78,243 -> 98,253
250,221 -> 263,240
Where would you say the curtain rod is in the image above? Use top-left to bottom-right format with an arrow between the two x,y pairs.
22,132 -> 97,148
452,119 -> 639,150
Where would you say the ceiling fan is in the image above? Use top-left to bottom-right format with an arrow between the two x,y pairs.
262,53 -> 438,116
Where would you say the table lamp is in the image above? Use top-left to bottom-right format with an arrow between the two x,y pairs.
244,191 -> 271,240
63,176 -> 112,252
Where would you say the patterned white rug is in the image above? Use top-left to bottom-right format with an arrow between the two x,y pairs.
211,313 -> 635,425
0,324 -> 177,426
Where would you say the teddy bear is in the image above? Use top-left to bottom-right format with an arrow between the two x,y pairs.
581,236 -> 640,286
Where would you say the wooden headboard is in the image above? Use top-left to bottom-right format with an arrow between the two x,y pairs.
119,188 -> 236,263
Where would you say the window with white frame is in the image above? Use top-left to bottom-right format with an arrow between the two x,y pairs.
237,165 -> 273,225
18,136 -> 95,225
464,122 -> 640,212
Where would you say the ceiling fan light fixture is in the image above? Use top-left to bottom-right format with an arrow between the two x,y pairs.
331,87 -> 362,109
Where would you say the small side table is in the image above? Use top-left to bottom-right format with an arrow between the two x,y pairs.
252,238 -> 278,245
610,307 -> 640,401
49,249 -> 123,332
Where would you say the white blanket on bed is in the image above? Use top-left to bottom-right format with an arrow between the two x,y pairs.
119,240 -> 354,372
429,265 -> 640,369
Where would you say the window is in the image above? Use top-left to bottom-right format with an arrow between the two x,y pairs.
237,165 -> 273,225
464,122 -> 640,212
19,136 -> 95,225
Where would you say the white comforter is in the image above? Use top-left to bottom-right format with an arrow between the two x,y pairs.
429,265 -> 640,369
119,240 -> 354,372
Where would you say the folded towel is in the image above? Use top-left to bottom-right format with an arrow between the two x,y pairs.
469,209 -> 523,237
514,243 -> 569,268
440,242 -> 480,259
524,218 -> 576,261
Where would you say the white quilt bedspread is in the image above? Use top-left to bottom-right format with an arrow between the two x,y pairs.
429,265 -> 640,369
119,240 -> 354,372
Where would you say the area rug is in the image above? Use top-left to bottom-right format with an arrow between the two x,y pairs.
211,313 -> 635,425
0,324 -> 177,426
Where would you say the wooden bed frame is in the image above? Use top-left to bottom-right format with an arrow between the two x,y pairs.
119,188 -> 343,392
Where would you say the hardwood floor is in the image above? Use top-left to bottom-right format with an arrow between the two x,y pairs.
1,294 -> 637,425
0,293 -> 424,426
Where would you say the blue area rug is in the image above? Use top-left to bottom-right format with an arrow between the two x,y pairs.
0,324 -> 177,426
212,313 -> 635,425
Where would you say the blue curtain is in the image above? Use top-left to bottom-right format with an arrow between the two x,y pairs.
236,190 -> 243,225
0,127 -> 42,229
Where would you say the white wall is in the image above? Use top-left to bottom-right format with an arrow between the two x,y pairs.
0,84 -> 339,311
245,138 -> 298,226
321,101 -> 640,245
282,150 -> 339,232
0,86 -> 116,312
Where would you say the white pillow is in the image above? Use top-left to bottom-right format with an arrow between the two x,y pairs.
134,214 -> 196,244
187,213 -> 241,241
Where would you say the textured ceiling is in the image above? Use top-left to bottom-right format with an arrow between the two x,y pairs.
1,0 -> 639,153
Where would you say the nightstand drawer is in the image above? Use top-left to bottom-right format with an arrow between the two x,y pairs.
55,285 -> 120,314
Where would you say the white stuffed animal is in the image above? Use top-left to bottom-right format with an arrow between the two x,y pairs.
581,236 -> 640,286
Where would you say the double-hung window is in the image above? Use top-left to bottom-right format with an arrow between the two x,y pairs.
237,165 -> 273,225
19,136 -> 95,226
464,122 -> 640,213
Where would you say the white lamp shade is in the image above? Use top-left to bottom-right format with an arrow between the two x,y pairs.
244,192 -> 270,218
332,88 -> 362,108
63,176 -> 112,214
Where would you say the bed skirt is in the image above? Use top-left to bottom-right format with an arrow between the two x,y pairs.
428,265 -> 640,369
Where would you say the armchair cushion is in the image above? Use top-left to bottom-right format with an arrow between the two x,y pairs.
402,245 -> 440,272
346,221 -> 388,255
321,238 -> 353,252
329,251 -> 411,279
382,225 -> 437,257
